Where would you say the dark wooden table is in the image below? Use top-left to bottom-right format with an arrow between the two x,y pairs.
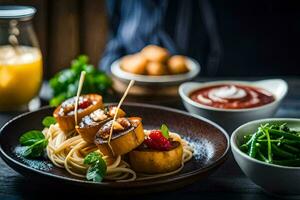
0,77 -> 299,200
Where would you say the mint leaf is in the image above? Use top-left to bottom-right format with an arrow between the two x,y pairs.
19,130 -> 48,158
84,152 -> 107,182
22,139 -> 48,158
161,124 -> 170,139
23,146 -> 32,157
19,130 -> 45,146
42,116 -> 56,127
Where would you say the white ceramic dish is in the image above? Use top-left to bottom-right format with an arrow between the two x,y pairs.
231,118 -> 300,196
179,79 -> 288,132
111,57 -> 200,86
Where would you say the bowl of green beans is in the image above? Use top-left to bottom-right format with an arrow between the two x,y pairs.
231,118 -> 300,195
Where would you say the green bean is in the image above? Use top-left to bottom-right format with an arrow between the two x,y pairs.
258,133 -> 266,140
257,149 -> 268,163
267,128 -> 300,141
257,139 -> 281,143
240,132 -> 258,152
257,139 -> 300,145
244,134 -> 252,142
282,144 -> 300,154
265,129 -> 273,162
257,124 -> 269,140
271,144 -> 297,159
239,123 -> 300,167
240,144 -> 248,152
248,131 -> 262,158
272,159 -> 300,167
245,134 -> 255,145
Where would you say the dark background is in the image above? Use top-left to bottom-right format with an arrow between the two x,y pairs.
0,0 -> 300,77
212,0 -> 300,76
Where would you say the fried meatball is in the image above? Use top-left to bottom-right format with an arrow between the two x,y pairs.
146,62 -> 168,76
167,55 -> 189,74
120,54 -> 147,74
141,45 -> 170,63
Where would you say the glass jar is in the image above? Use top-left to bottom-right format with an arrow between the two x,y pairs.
0,6 -> 43,111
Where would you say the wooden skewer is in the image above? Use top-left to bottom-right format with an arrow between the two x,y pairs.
107,80 -> 135,155
74,71 -> 86,126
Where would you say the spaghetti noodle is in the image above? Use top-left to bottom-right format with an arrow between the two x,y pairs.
44,124 -> 194,182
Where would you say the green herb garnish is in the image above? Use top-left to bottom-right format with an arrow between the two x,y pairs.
42,116 -> 56,127
49,55 -> 112,106
20,130 -> 45,146
84,152 -> 107,182
19,130 -> 48,158
23,139 -> 48,158
161,124 -> 170,139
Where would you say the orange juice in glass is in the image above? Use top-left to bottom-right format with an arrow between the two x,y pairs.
0,45 -> 42,110
0,6 -> 42,111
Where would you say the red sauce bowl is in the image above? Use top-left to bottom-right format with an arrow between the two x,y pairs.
179,79 -> 288,132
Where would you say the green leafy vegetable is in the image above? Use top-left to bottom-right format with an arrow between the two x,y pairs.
19,130 -> 48,158
84,152 -> 102,164
49,55 -> 112,107
19,130 -> 45,146
84,152 -> 107,182
23,139 -> 48,158
42,116 -> 56,127
160,124 -> 170,139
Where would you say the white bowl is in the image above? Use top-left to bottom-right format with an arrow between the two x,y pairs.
179,79 -> 288,132
231,118 -> 300,195
111,57 -> 200,86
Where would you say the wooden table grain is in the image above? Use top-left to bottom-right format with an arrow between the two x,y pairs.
0,77 -> 299,200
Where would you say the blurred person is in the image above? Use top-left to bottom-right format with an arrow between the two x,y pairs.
100,0 -> 222,76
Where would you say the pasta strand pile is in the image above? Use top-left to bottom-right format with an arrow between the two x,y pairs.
44,124 -> 194,182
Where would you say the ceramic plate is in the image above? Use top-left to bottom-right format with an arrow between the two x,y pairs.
111,57 -> 200,86
0,103 -> 229,193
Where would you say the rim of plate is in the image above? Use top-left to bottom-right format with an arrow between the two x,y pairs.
111,57 -> 201,84
0,103 -> 229,187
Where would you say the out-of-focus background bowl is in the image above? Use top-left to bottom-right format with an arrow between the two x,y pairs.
179,79 -> 288,132
231,118 -> 300,196
111,57 -> 200,97
111,57 -> 200,86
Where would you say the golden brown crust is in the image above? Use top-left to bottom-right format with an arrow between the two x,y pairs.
146,62 -> 168,76
76,107 -> 126,143
53,94 -> 103,133
167,55 -> 189,74
95,117 -> 145,156
129,141 -> 183,174
120,46 -> 190,76
107,106 -> 126,118
76,118 -> 111,143
120,54 -> 147,75
141,45 -> 170,63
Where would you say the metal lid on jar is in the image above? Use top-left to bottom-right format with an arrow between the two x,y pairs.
0,6 -> 36,19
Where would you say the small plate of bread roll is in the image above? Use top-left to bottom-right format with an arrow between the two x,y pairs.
111,45 -> 200,86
